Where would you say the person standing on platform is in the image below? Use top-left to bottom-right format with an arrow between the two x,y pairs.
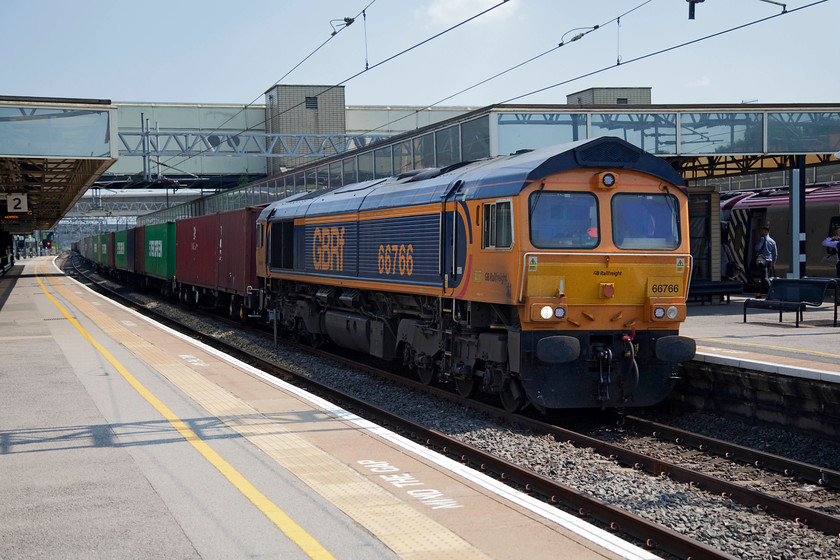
754,226 -> 778,297
822,228 -> 840,278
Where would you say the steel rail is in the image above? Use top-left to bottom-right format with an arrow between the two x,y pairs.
624,415 -> 840,490
292,337 -> 840,538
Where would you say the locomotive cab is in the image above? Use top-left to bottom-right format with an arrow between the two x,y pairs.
509,168 -> 695,408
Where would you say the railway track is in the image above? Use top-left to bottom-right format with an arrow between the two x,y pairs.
64,254 -> 840,558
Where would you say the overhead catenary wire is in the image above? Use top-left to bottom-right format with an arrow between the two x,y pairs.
338,0 -> 827,147
165,0 -> 618,169
178,0 -> 377,159
355,0 -> 651,136
161,0 -> 509,173
162,0 -> 826,181
500,0 -> 827,104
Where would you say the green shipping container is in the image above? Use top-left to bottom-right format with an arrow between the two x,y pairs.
93,235 -> 102,265
99,234 -> 109,266
114,230 -> 129,270
144,222 -> 176,280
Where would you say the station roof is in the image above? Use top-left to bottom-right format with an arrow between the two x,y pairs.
0,96 -> 118,234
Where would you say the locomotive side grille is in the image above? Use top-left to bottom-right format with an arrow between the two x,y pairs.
577,142 -> 641,167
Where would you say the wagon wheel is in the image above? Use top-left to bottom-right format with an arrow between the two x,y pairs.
499,378 -> 524,413
454,376 -> 477,398
231,299 -> 245,322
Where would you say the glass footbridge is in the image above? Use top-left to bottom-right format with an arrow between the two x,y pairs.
139,103 -> 840,223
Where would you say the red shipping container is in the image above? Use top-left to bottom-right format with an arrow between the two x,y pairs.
134,226 -> 146,276
217,207 -> 261,296
176,213 -> 220,290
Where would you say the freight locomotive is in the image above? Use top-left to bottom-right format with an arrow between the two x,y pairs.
77,136 -> 696,411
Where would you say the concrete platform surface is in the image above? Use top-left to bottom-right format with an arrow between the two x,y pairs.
683,296 -> 840,383
0,258 -> 653,560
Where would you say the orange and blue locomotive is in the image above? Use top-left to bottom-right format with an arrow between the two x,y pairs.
256,136 -> 696,411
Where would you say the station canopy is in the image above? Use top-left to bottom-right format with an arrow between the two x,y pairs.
0,96 -> 118,234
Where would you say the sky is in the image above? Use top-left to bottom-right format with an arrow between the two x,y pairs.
1,0 -> 837,109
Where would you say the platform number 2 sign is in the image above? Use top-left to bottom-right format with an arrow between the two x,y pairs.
6,194 -> 28,213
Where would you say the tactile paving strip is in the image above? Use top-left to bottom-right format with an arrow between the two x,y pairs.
50,279 -> 489,560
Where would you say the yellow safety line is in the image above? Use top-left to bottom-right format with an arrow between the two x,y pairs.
34,264 -> 336,560
697,337 -> 840,359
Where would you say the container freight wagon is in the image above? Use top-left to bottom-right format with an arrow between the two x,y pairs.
218,207 -> 261,307
134,226 -> 146,277
80,237 -> 92,261
106,232 -> 116,270
175,207 -> 262,315
176,212 -> 220,300
93,235 -> 102,266
114,229 -> 136,275
142,222 -> 176,293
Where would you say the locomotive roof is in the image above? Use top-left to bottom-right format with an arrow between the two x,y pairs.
258,136 -> 685,222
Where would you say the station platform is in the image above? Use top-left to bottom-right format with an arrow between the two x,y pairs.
682,296 -> 840,386
0,256 -> 654,560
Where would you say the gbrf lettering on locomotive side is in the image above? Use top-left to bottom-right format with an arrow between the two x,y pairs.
312,226 -> 345,272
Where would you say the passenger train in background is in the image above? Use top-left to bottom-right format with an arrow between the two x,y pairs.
76,137 -> 696,412
722,182 -> 840,283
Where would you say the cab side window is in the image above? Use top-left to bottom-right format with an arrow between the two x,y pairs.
482,200 -> 513,249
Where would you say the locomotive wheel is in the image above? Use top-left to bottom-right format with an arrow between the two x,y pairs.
416,365 -> 435,385
455,377 -> 477,398
499,379 -> 524,413
291,319 -> 307,344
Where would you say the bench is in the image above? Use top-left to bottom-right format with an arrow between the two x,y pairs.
743,278 -> 839,327
688,279 -> 744,304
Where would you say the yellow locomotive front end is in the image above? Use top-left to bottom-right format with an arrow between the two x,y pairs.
506,167 -> 695,409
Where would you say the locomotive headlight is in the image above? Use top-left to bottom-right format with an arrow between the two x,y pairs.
654,306 -> 666,319
540,305 -> 554,319
597,171 -> 618,189
554,306 -> 566,319
666,306 -> 679,319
